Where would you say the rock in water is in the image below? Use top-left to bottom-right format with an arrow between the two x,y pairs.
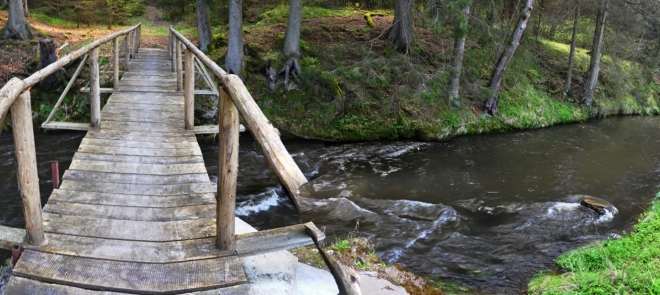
575,196 -> 618,215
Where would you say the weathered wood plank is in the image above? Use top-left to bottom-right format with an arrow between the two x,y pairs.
84,129 -> 197,139
62,170 -> 210,184
68,159 -> 207,175
0,224 -> 25,250
193,124 -> 246,134
97,121 -> 187,132
44,201 -> 215,222
24,222 -> 315,263
5,277 -> 128,295
12,250 -> 247,294
48,189 -> 216,208
80,138 -> 198,149
217,88 -> 239,250
58,181 -> 216,196
43,213 -> 215,241
101,111 -> 184,121
76,144 -> 202,157
41,122 -> 90,131
73,153 -> 204,165
101,104 -> 184,113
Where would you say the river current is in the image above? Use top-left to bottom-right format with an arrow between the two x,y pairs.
2,116 -> 660,293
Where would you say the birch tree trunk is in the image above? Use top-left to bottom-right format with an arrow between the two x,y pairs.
1,0 -> 32,40
196,0 -> 213,53
226,0 -> 244,78
283,0 -> 303,58
484,0 -> 535,116
563,2 -> 580,97
448,5 -> 470,106
582,0 -> 609,108
388,0 -> 414,53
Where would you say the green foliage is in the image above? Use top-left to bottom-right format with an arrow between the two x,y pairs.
529,199 -> 660,294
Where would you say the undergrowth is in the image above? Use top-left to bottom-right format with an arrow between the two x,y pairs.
528,192 -> 660,294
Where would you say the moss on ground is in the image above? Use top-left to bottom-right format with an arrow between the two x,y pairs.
528,192 -> 660,295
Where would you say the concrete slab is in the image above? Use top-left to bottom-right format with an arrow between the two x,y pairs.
296,263 -> 339,295
359,271 -> 408,295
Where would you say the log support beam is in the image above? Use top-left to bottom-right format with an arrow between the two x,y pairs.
216,87 -> 239,251
89,46 -> 101,128
184,49 -> 194,130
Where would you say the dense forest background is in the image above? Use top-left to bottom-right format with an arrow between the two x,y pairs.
2,0 -> 660,141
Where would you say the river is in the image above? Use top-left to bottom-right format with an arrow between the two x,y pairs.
2,116 -> 660,293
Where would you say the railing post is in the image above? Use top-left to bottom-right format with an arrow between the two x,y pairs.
11,91 -> 45,246
113,37 -> 119,89
124,33 -> 130,71
184,48 -> 194,130
90,46 -> 101,128
136,25 -> 141,54
217,87 -> 238,251
133,28 -> 139,56
169,33 -> 174,72
176,40 -> 183,91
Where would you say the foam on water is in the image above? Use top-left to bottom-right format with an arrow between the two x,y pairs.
545,202 -> 581,217
235,189 -> 281,216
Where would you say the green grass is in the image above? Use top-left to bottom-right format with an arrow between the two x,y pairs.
529,192 -> 660,294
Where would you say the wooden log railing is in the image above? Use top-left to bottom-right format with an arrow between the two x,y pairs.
0,24 -> 141,247
170,27 -> 309,251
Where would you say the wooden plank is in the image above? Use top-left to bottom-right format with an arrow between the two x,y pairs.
194,124 -> 246,134
195,90 -> 218,95
101,111 -> 184,121
84,129 -> 197,139
101,104 -> 184,112
106,96 -> 183,105
11,91 -> 44,245
77,144 -> 201,157
44,201 -> 215,222
48,189 -> 216,208
12,250 -> 247,294
108,93 -> 182,100
93,121 -> 187,133
5,277 -> 128,295
58,181 -> 216,196
68,159 -> 207,175
24,223 -> 315,263
80,87 -> 113,93
83,131 -> 197,142
0,224 -> 25,250
62,170 -> 210,185
43,213 -> 215,241
80,138 -> 198,149
73,153 -> 204,165
41,122 -> 90,131
116,80 -> 177,87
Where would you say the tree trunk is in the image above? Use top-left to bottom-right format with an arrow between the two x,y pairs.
535,0 -> 542,41
196,0 -> 212,53
283,0 -> 303,58
448,5 -> 470,106
563,2 -> 580,97
226,0 -> 244,78
484,0 -> 535,116
582,0 -> 609,108
1,0 -> 32,40
38,38 -> 60,90
22,0 -> 27,17
388,0 -> 414,53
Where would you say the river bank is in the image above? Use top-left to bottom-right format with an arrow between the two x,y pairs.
528,192 -> 660,294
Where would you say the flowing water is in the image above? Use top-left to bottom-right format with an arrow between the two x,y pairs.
2,117 -> 660,293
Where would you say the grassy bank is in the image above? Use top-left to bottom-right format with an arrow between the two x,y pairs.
528,192 -> 660,294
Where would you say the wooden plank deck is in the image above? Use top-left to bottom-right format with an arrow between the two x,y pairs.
5,48 -> 249,294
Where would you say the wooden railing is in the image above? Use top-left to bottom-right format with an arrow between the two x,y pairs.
169,27 -> 309,251
0,24 -> 141,246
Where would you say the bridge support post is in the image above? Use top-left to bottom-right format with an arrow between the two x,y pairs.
176,40 -> 183,91
169,33 -> 174,72
114,37 -> 119,89
11,91 -> 45,246
90,46 -> 101,128
124,33 -> 130,71
184,48 -> 194,130
135,26 -> 140,54
217,87 -> 238,251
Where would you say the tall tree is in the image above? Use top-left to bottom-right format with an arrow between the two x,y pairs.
388,0 -> 414,53
484,0 -> 535,115
1,0 -> 32,40
226,0 -> 244,78
582,0 -> 609,107
196,0 -> 212,53
23,0 -> 28,17
283,0 -> 302,59
563,2 -> 579,97
448,3 -> 471,106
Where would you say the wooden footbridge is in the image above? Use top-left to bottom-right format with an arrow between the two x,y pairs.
0,24 -> 328,294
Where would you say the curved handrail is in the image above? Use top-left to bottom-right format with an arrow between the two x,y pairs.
0,23 -> 141,121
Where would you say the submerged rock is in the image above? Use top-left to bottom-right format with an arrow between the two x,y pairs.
567,195 -> 618,215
